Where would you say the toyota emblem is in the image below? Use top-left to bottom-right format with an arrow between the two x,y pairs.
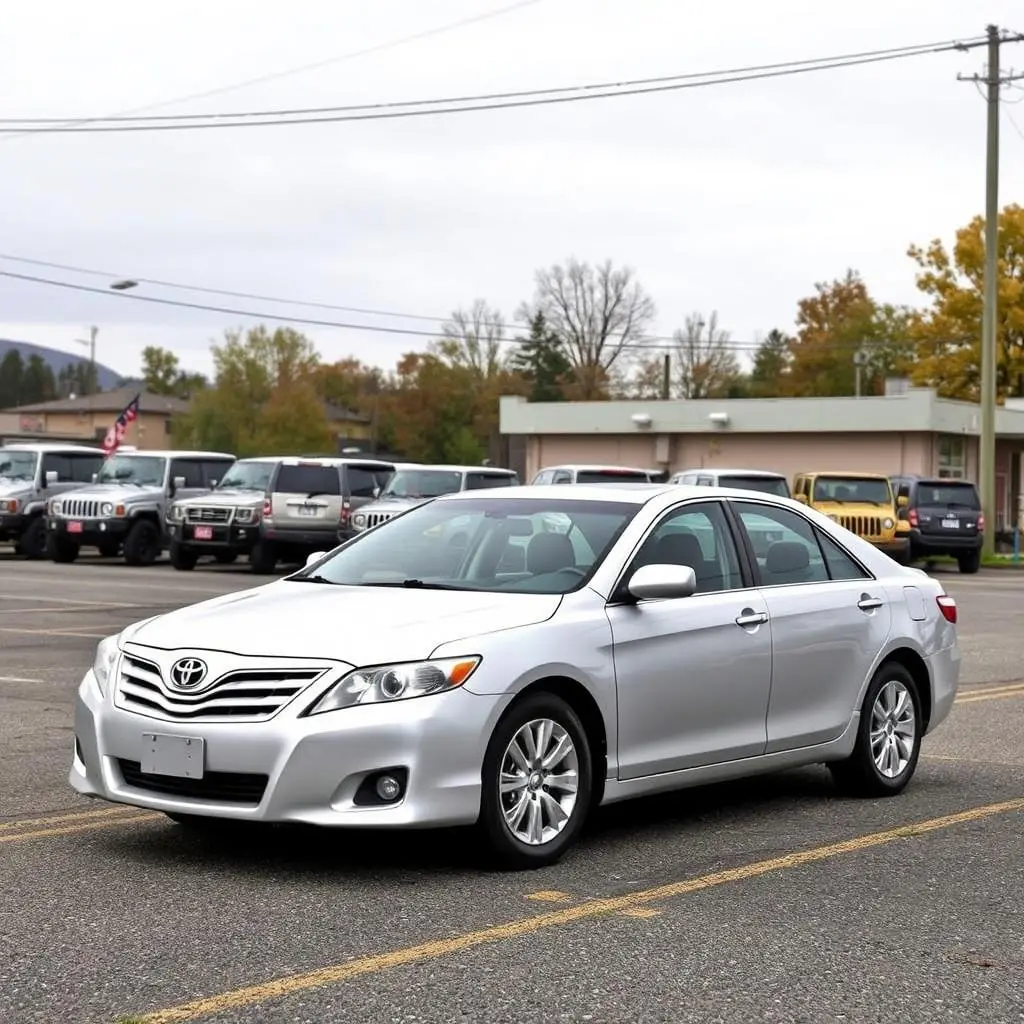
169,657 -> 208,691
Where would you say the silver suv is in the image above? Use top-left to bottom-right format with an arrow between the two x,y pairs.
253,456 -> 395,573
165,456 -> 281,571
46,449 -> 235,565
531,464 -> 659,484
350,464 -> 518,536
0,443 -> 106,559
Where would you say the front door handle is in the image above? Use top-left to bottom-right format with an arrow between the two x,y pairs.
735,610 -> 769,627
857,596 -> 884,611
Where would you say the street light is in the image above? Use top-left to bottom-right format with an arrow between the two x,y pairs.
110,279 -> 138,291
73,325 -> 98,399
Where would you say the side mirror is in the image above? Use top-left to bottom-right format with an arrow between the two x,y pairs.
173,475 -> 186,491
897,495 -> 909,508
794,493 -> 808,504
209,479 -> 219,488
305,551 -> 327,567
627,563 -> 697,602
91,473 -> 98,484
45,470 -> 58,486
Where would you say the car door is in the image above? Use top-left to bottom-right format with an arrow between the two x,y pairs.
39,453 -> 84,502
606,499 -> 772,779
728,499 -> 892,753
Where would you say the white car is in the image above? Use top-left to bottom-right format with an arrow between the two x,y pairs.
71,484 -> 960,868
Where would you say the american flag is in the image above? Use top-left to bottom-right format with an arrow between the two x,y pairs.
102,393 -> 140,456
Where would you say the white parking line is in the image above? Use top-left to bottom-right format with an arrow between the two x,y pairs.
0,593 -> 148,606
0,675 -> 43,683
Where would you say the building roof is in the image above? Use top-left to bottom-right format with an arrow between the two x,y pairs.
499,388 -> 1024,439
3,387 -> 190,415
323,401 -> 371,425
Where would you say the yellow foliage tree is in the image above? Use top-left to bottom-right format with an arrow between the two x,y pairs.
908,203 -> 1024,401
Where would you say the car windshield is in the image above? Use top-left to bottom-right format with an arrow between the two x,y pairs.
217,461 -> 274,492
719,475 -> 790,497
382,469 -> 464,499
291,497 -> 640,594
0,451 -> 37,482
575,469 -> 650,484
917,482 -> 980,509
813,477 -> 891,505
95,455 -> 166,487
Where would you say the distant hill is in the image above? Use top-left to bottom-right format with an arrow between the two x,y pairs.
0,338 -> 123,393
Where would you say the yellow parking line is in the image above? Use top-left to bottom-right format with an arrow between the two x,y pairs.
957,681 -> 1024,698
130,798 -> 1024,1024
956,683 -> 1024,704
0,812 -> 162,845
0,805 -> 140,831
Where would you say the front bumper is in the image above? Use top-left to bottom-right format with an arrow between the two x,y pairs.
46,515 -> 130,544
909,529 -> 982,555
0,512 -> 27,540
71,667 -> 508,828
872,537 -> 911,559
167,520 -> 261,551
260,525 -> 339,549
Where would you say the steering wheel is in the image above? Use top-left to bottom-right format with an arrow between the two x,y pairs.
553,566 -> 586,577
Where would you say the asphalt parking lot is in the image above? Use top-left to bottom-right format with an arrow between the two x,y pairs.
1,554 -> 1022,1024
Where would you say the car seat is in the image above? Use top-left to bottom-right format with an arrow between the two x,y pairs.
764,541 -> 812,585
526,532 -> 576,575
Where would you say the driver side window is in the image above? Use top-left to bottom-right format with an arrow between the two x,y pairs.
629,501 -> 743,594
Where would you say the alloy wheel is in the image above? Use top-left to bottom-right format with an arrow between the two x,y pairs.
870,679 -> 916,779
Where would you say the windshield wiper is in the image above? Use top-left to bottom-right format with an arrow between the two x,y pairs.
362,579 -> 467,590
290,574 -> 337,585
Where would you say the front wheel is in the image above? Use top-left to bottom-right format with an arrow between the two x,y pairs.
20,516 -> 48,560
250,540 -> 277,575
829,662 -> 922,797
123,520 -> 162,566
47,535 -> 79,563
169,541 -> 198,571
478,693 -> 592,870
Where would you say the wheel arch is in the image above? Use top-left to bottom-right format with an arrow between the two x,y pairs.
878,646 -> 932,733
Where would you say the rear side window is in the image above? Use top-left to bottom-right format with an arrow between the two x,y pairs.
275,465 -> 341,496
719,475 -> 790,497
466,472 -> 514,489
346,467 -> 382,498
575,469 -> 649,484
916,483 -> 980,508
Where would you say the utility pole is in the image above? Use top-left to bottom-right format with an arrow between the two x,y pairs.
87,325 -> 97,396
661,353 -> 670,399
959,26 -> 1024,557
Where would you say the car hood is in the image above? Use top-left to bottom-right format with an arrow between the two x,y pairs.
0,480 -> 32,498
124,582 -> 562,663
177,490 -> 263,508
57,483 -> 164,504
365,496 -> 429,510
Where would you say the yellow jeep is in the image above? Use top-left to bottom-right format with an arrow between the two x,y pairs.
792,471 -> 910,562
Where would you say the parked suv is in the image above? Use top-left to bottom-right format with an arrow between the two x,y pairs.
667,467 -> 791,497
350,464 -> 518,535
165,456 -> 282,570
890,475 -> 983,574
793,471 -> 909,562
45,449 -> 235,565
0,443 -> 106,559
253,456 -> 395,572
531,464 -> 657,484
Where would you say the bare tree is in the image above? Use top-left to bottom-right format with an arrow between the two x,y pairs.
672,311 -> 741,399
518,258 -> 656,399
435,300 -> 506,380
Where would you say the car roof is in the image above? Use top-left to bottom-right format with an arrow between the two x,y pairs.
802,471 -> 890,481
1,443 -> 107,454
673,467 -> 786,478
276,456 -> 394,467
399,464 -> 515,474
539,464 -> 652,473
114,449 -> 235,459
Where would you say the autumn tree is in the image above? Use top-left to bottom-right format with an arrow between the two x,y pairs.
509,311 -> 571,401
517,258 -> 656,399
140,345 -> 207,400
174,326 -> 330,456
908,203 -> 1024,401
435,300 -> 507,381
748,329 -> 793,397
671,311 -> 741,399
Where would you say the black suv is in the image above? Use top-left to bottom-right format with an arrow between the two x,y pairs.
890,475 -> 983,574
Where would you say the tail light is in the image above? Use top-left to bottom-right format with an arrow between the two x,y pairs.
339,500 -> 352,527
262,498 -> 272,520
977,513 -> 985,531
907,509 -> 918,527
936,594 -> 957,624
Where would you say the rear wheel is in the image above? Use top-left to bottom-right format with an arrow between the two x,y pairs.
478,693 -> 593,869
169,541 -> 198,571
250,540 -> 277,575
20,516 -> 48,560
957,549 -> 981,574
829,662 -> 922,797
123,520 -> 161,566
47,535 -> 79,563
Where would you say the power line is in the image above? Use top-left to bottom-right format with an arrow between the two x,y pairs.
0,267 -> 930,356
0,36 -> 983,126
0,39 -> 991,134
0,0 -> 545,142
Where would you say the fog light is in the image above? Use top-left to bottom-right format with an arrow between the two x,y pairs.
375,775 -> 401,802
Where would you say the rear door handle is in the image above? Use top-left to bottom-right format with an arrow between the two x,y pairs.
735,610 -> 769,627
857,596 -> 884,611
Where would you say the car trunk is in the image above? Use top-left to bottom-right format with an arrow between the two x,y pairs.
270,464 -> 342,529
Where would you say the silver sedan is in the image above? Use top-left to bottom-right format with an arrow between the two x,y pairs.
71,484 -> 960,869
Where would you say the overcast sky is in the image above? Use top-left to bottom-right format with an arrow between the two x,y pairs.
0,0 -> 1021,381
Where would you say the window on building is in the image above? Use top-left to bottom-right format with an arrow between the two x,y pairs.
937,436 -> 966,479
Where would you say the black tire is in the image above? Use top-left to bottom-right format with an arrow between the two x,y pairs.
957,549 -> 981,574
169,541 -> 199,571
250,540 -> 277,575
20,516 -> 48,560
214,551 -> 238,564
123,519 -> 161,567
47,534 -> 79,564
98,540 -> 121,558
829,661 -> 923,798
477,692 -> 593,870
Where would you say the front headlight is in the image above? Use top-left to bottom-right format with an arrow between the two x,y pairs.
100,502 -> 114,516
92,635 -> 120,697
234,507 -> 256,524
306,656 -> 480,715
353,514 -> 366,526
171,504 -> 184,521
50,500 -> 63,516
882,517 -> 894,530
0,498 -> 18,513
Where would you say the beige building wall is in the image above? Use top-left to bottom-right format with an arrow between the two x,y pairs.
9,410 -> 173,450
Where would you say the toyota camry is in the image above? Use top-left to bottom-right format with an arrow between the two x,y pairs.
71,484 -> 960,868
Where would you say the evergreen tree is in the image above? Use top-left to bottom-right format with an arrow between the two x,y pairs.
749,329 -> 793,397
510,311 -> 571,402
0,349 -> 25,408
22,354 -> 56,403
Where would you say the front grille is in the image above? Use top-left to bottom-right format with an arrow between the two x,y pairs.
365,511 -> 395,529
61,498 -> 102,519
117,759 -> 268,804
837,514 -> 883,538
185,506 -> 232,524
116,653 -> 327,723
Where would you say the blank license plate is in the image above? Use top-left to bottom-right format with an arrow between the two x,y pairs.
140,733 -> 205,779
67,521 -> 83,534
941,520 -> 960,529
297,506 -> 319,517
193,526 -> 214,540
